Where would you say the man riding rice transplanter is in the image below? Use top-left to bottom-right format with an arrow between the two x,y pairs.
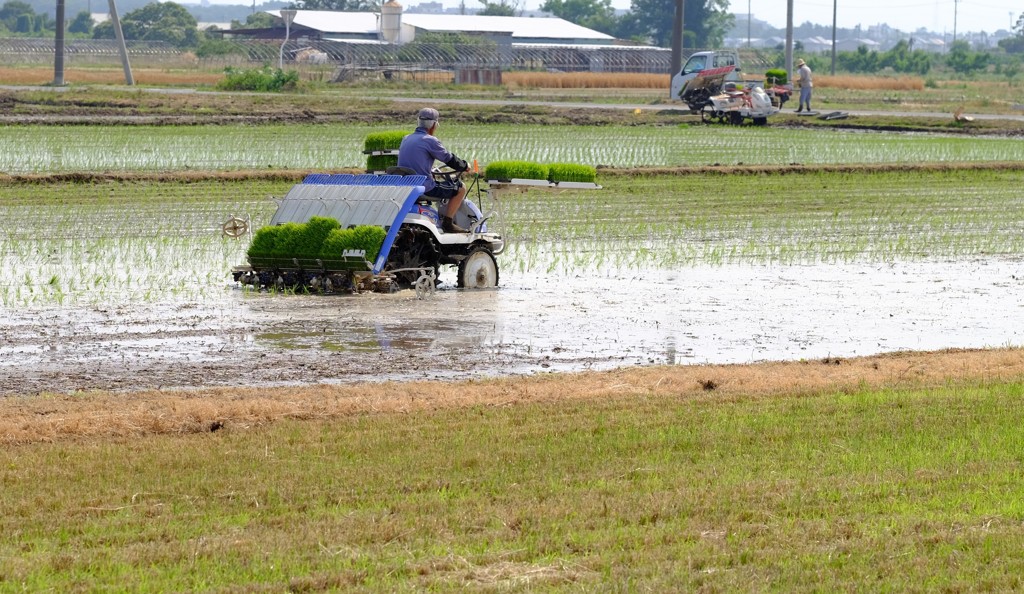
398,107 -> 471,233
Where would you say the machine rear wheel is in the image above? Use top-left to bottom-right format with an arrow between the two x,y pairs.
457,247 -> 499,289
384,225 -> 440,289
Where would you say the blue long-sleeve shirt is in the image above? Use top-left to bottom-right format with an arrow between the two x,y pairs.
397,127 -> 455,193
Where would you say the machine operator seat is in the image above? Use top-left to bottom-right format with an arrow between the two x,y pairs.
385,165 -> 417,176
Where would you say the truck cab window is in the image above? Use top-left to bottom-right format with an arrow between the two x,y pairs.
681,55 -> 707,74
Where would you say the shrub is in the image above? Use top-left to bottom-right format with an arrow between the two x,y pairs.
548,163 -> 596,183
484,160 -> 549,181
217,66 -> 299,92
320,225 -> 387,262
195,39 -> 246,58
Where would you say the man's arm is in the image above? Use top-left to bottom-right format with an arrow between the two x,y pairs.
426,137 -> 467,171
444,155 -> 468,171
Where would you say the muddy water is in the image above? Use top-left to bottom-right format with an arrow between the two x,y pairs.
2,258 -> 1022,395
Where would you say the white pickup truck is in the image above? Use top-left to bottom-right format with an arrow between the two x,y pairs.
670,49 -> 791,125
669,50 -> 744,100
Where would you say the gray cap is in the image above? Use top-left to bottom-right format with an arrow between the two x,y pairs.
417,107 -> 439,121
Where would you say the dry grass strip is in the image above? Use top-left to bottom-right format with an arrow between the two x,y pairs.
816,75 -> 924,91
0,66 -> 224,86
3,348 -> 1022,445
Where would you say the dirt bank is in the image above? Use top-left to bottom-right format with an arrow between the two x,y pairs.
2,86 -> 1023,135
2,347 -> 1022,445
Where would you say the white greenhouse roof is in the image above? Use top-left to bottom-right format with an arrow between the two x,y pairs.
403,14 -> 613,41
270,10 -> 614,42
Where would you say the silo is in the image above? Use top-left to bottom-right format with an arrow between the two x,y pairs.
379,0 -> 403,44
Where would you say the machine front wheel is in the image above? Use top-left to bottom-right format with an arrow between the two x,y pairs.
457,247 -> 499,289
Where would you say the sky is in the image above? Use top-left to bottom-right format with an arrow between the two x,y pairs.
722,0 -> 1021,35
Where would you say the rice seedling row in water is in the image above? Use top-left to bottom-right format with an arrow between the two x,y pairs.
0,169 -> 1020,306
2,124 -> 1024,173
0,179 -> 289,307
497,169 -> 1024,273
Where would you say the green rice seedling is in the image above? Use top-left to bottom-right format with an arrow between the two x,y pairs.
320,225 -> 387,262
484,160 -> 549,181
294,216 -> 340,259
363,130 -> 407,152
547,163 -> 597,183
765,68 -> 788,85
366,154 -> 397,172
364,130 -> 406,172
246,225 -> 284,266
4,124 -> 1024,173
269,223 -> 305,260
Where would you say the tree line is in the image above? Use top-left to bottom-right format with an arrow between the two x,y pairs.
0,0 -> 1021,75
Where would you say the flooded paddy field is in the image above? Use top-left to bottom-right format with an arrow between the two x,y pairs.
3,123 -> 1024,173
2,258 -> 1022,395
2,168 -> 1022,395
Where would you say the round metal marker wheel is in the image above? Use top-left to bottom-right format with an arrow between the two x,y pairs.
222,217 -> 249,238
414,273 -> 435,299
457,247 -> 498,289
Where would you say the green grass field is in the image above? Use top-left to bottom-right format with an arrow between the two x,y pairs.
4,379 -> 1024,591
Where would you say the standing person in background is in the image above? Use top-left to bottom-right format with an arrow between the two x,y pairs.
795,58 -> 813,113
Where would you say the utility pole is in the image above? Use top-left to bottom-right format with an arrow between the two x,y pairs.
785,0 -> 793,81
669,0 -> 684,98
107,0 -> 134,85
53,0 -> 66,86
952,0 -> 958,43
746,0 -> 751,47
278,9 -> 296,70
830,0 -> 836,75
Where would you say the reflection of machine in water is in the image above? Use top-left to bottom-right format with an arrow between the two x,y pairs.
249,289 -> 505,354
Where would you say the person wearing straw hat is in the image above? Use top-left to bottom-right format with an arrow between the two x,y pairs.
795,58 -> 813,113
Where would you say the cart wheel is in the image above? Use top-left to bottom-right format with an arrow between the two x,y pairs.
728,112 -> 744,125
414,273 -> 435,299
457,247 -> 499,289
753,116 -> 768,126
221,216 -> 248,238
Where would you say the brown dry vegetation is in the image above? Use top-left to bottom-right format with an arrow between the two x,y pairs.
816,74 -> 925,90
0,66 -> 224,86
3,348 -> 1022,445
503,71 -> 669,89
501,71 -> 927,91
